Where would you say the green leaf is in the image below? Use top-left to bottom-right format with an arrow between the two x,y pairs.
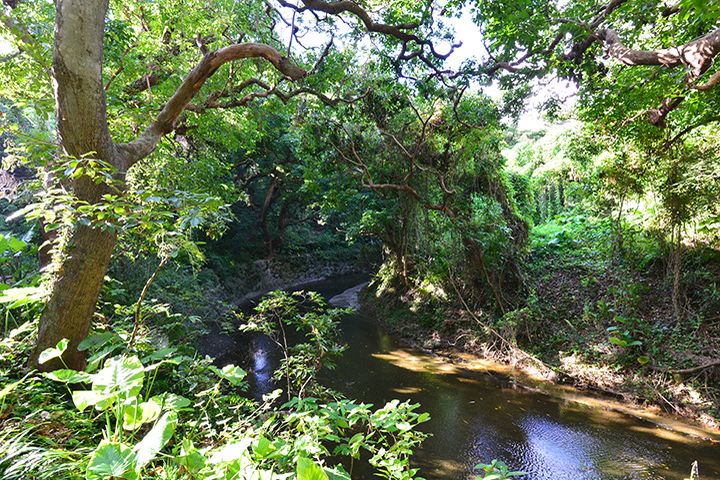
134,411 -> 178,468
174,439 -> 206,474
297,457 -> 329,480
85,442 -> 137,480
7,236 -> 26,252
123,401 -> 161,430
324,465 -> 351,480
207,438 -> 252,464
148,393 -> 192,411
72,390 -> 106,412
210,364 -> 247,386
79,332 -> 118,352
38,338 -> 70,365
44,369 -> 91,384
252,435 -> 275,459
93,355 -> 145,400
396,421 -> 412,431
637,355 -> 650,365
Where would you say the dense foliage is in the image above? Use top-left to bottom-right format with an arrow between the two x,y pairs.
1,0 -> 719,478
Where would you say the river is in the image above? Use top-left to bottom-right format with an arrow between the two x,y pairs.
212,274 -> 720,480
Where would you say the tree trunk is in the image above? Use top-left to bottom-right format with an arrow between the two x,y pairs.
30,0 -> 307,371
463,238 -> 506,312
614,193 -> 625,257
29,0 -> 116,371
29,224 -> 116,370
274,200 -> 291,253
260,178 -> 279,258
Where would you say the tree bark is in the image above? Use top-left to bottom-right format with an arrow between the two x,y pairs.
596,28 -> 720,78
29,224 -> 116,370
30,0 -> 115,371
595,27 -> 720,126
260,177 -> 280,258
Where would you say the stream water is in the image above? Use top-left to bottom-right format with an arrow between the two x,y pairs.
212,274 -> 720,480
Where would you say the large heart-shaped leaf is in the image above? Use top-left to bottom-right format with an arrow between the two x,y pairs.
85,442 -> 137,480
174,439 -> 206,475
93,355 -> 144,400
72,390 -> 107,412
79,332 -> 118,352
148,392 -> 192,411
123,400 -> 161,430
210,364 -> 247,386
324,466 -> 351,480
44,369 -> 92,384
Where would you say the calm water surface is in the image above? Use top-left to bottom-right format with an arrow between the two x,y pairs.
213,274 -> 720,480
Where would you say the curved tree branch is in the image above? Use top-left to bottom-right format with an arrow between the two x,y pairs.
287,0 -> 420,41
596,27 -> 720,78
279,0 -> 459,81
695,69 -> 720,91
115,43 -> 306,170
593,27 -> 720,126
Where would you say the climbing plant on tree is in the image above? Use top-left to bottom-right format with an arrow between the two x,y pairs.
300,76 -> 527,310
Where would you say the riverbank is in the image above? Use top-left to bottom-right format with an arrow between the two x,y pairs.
209,275 -> 720,479
360,281 -> 720,438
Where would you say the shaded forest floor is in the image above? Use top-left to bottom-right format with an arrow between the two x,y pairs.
364,214 -> 720,430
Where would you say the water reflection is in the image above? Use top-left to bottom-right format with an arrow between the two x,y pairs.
249,335 -> 274,399
217,275 -> 720,480
512,416 -> 603,479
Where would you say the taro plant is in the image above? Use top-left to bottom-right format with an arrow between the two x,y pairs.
607,315 -> 650,365
40,337 -> 195,479
22,289 -> 432,480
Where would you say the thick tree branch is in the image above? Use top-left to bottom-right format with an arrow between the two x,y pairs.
647,96 -> 684,127
695,69 -> 720,91
279,0 -> 459,81
284,0 -> 420,40
115,43 -> 306,170
596,27 -> 720,79
594,27 -> 720,126
564,0 -> 629,63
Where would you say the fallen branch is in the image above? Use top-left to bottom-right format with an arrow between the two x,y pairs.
671,359 -> 720,375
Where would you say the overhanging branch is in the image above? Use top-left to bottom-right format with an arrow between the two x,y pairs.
115,43 -> 306,170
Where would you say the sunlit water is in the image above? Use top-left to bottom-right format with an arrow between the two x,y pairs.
209,274 -> 720,480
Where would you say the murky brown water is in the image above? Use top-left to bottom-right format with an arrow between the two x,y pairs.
214,274 -> 720,480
